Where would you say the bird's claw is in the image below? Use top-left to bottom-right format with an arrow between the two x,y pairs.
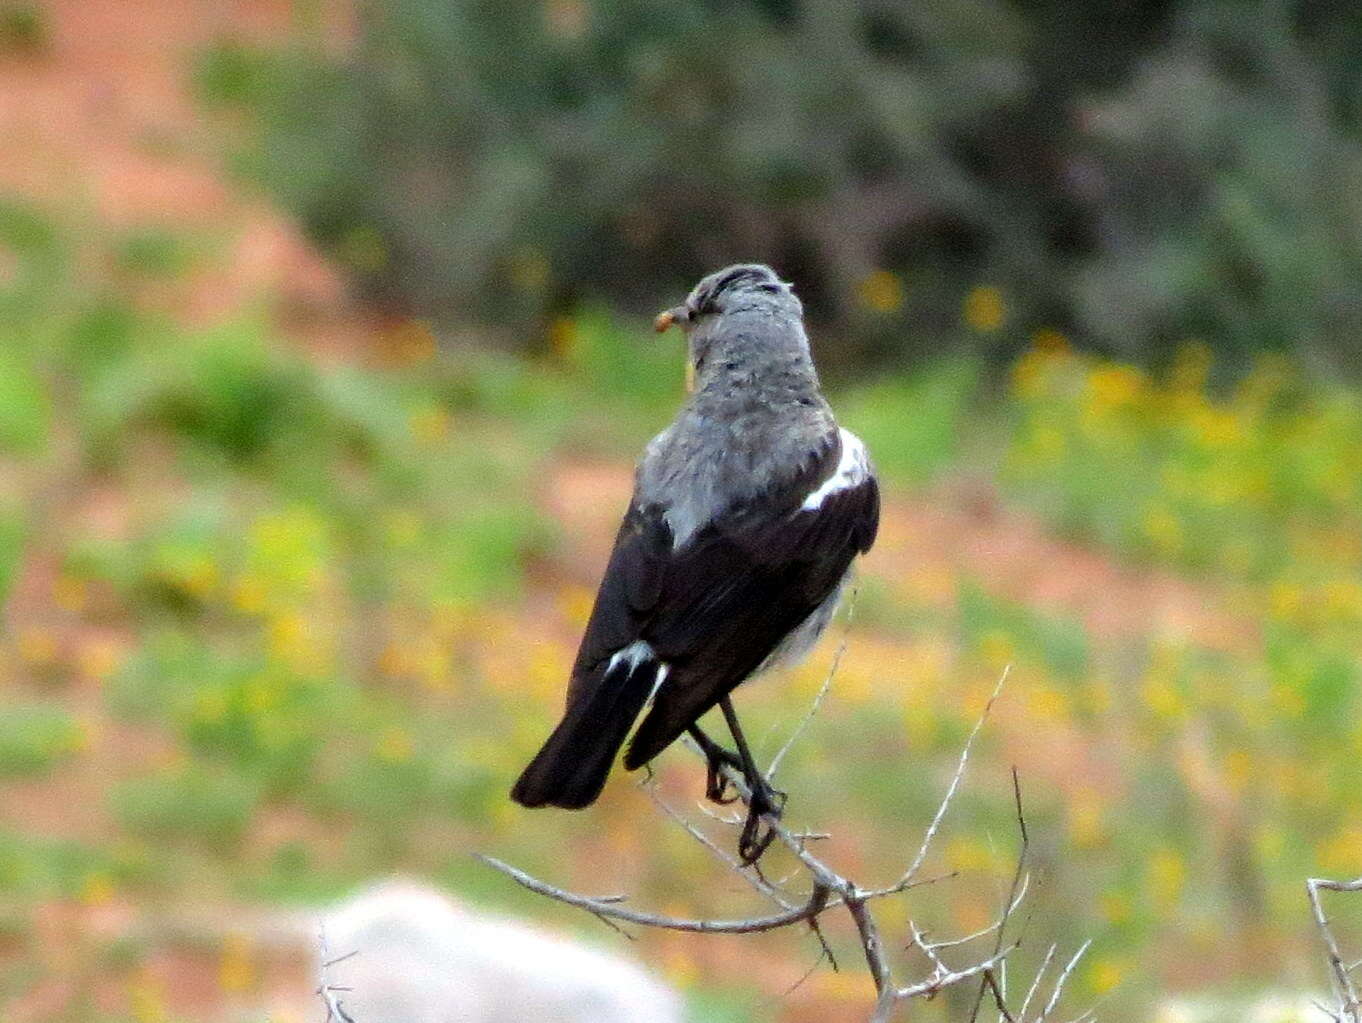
702,748 -> 746,806
737,781 -> 786,865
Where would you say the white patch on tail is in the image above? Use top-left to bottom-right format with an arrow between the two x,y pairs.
608,640 -> 670,703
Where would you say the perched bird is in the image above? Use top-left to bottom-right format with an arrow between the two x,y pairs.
511,264 -> 879,862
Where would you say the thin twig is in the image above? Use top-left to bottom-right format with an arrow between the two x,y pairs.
644,778 -> 797,909
768,585 -> 857,779
896,944 -> 1021,999
970,767 -> 1030,1022
1308,876 -> 1362,1022
1037,941 -> 1093,1022
894,667 -> 1010,891
1018,944 -> 1058,1021
480,666 -> 1094,1021
317,926 -> 357,1023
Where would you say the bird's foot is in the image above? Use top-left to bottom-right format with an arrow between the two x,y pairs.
738,780 -> 787,866
703,747 -> 745,805
689,726 -> 746,805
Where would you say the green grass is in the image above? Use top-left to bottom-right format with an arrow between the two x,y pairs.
0,705 -> 82,778
110,764 -> 263,848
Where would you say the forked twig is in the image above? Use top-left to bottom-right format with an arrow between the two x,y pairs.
482,664 -> 1093,1021
317,926 -> 357,1023
1309,876 -> 1362,1022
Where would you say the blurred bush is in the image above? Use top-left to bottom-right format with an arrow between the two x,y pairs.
203,0 -> 1362,371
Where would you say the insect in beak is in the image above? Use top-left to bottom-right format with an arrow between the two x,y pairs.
654,305 -> 688,333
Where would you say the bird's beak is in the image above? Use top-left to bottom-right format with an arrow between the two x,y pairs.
653,305 -> 686,334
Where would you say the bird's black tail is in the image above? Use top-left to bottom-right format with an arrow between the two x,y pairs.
510,656 -> 661,809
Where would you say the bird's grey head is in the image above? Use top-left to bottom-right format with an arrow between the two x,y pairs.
655,264 -> 801,330
653,264 -> 811,393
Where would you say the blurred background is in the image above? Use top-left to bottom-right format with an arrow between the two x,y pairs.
1,0 -> 1360,1019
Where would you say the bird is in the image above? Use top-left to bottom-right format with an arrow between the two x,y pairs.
511,263 -> 879,862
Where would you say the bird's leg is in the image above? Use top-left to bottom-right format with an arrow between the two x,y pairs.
719,696 -> 787,865
687,724 -> 743,804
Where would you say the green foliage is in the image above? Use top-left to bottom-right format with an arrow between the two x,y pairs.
839,357 -> 981,485
0,830 -> 125,900
0,705 -> 82,777
0,507 -> 25,608
82,321 -> 313,462
208,2 -> 1362,370
0,199 -> 63,322
194,38 -> 274,108
958,583 -> 1091,682
113,227 -> 195,279
111,763 -> 262,848
0,3 -> 46,55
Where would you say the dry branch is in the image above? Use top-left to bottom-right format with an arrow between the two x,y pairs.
1308,875 -> 1362,1023
317,926 -> 357,1023
481,665 -> 1094,1021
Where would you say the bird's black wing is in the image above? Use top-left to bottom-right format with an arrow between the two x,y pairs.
623,444 -> 878,768
511,430 -> 878,808
510,502 -> 671,808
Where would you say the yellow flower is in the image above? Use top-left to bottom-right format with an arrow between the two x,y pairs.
1271,682 -> 1306,718
1323,579 -> 1362,623
1068,789 -> 1107,849
1142,504 -> 1183,556
1029,685 -> 1071,725
77,637 -> 123,683
1087,956 -> 1125,995
176,556 -> 218,600
128,968 -> 166,1023
17,628 -> 58,667
856,269 -> 905,314
976,629 -> 1014,669
218,932 -> 256,993
1141,675 -> 1184,720
409,405 -> 451,446
547,315 -> 579,357
230,573 -> 267,615
1085,364 -> 1146,414
1315,824 -> 1362,875
1148,847 -> 1185,910
946,835 -> 995,872
52,575 -> 87,612
1188,406 -> 1243,448
375,726 -> 413,763
962,285 -> 1005,332
80,870 -> 115,907
385,318 -> 437,364
1223,750 -> 1253,794
1269,581 -> 1304,622
557,584 -> 595,627
1030,327 -> 1069,352
1099,890 -> 1132,924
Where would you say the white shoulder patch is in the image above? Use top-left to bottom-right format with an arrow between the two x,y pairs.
801,428 -> 870,511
